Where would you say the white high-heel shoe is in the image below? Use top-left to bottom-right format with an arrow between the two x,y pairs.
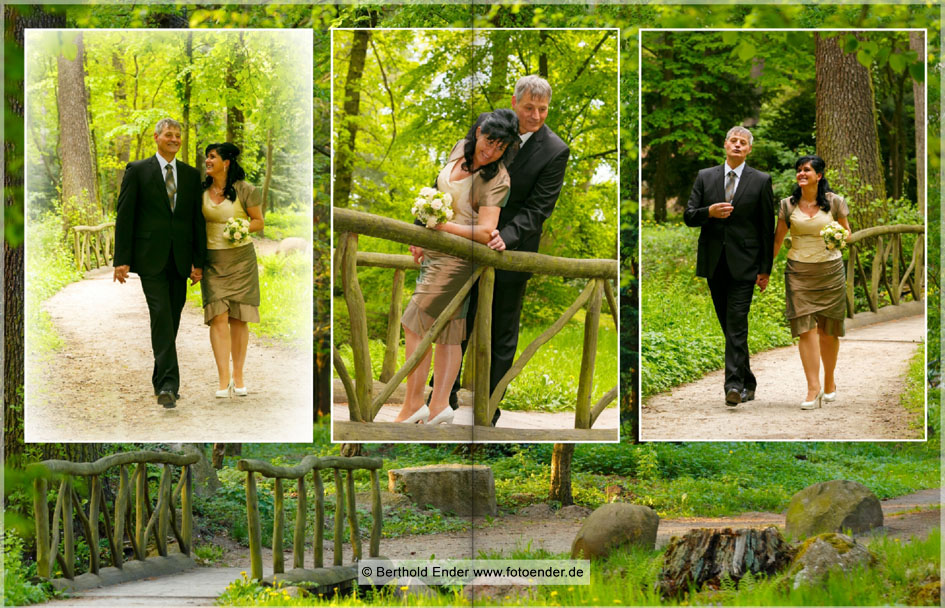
823,389 -> 837,403
215,380 -> 234,398
426,407 -> 454,425
233,385 -> 248,397
800,390 -> 823,410
400,404 -> 429,424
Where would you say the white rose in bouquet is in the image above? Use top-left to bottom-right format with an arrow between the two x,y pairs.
223,217 -> 251,245
820,221 -> 849,251
411,187 -> 454,228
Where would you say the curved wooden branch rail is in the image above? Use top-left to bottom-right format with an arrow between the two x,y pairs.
71,221 -> 115,272
237,456 -> 384,581
30,451 -> 196,583
335,207 -> 618,280
335,210 -> 620,431
844,224 -> 925,315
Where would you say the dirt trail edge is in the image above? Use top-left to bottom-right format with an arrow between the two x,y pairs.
26,255 -> 312,443
641,315 -> 926,441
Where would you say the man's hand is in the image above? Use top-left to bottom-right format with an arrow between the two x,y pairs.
409,245 -> 424,265
113,265 -> 130,284
756,273 -> 770,292
708,202 -> 734,219
487,230 -> 506,251
190,266 -> 203,285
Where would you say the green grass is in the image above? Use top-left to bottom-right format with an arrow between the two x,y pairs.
641,221 -> 793,397
216,528 -> 941,606
186,250 -> 310,344
25,214 -> 84,356
336,318 -> 618,413
900,344 -> 927,435
262,209 -> 309,241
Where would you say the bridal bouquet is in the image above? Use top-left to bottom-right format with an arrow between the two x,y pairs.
820,221 -> 849,251
223,217 -> 251,244
412,187 -> 454,228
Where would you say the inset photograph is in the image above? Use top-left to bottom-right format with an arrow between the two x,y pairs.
639,29 -> 927,441
24,29 -> 314,442
331,29 -> 620,442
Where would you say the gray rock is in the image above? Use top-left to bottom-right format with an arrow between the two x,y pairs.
570,503 -> 659,559
790,533 -> 875,589
389,577 -> 439,599
462,577 -> 537,603
785,480 -> 883,539
557,505 -> 592,519
388,464 -> 497,516
519,503 -> 555,518
280,585 -> 309,598
276,237 -> 309,255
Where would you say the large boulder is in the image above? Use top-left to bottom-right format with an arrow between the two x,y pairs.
570,503 -> 659,559
388,464 -> 497,517
785,480 -> 883,539
788,533 -> 875,590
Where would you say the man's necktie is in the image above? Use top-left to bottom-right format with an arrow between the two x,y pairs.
165,164 -> 177,211
724,170 -> 736,203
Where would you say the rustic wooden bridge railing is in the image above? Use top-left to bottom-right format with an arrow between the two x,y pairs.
333,207 -> 618,433
845,224 -> 925,316
28,450 -> 198,588
72,221 -> 115,271
238,455 -> 383,583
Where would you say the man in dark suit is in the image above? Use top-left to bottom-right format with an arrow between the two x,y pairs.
683,126 -> 774,407
113,118 -> 207,408
415,75 -> 570,425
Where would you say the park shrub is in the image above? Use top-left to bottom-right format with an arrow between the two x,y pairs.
261,208 -> 308,241
3,531 -> 53,606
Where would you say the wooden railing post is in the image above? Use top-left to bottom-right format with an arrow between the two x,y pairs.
380,268 -> 405,383
89,475 -> 101,574
293,476 -> 307,569
475,267 -> 495,427
575,279 -> 603,429
156,465 -> 170,557
272,478 -> 285,574
345,470 -> 361,561
115,465 -> 128,566
369,469 -> 382,558
246,472 -> 263,581
890,233 -> 901,305
62,477 -> 75,579
134,463 -> 147,561
181,465 -> 193,557
342,233 -> 374,421
333,469 -> 344,566
313,470 -> 325,568
33,477 -> 50,578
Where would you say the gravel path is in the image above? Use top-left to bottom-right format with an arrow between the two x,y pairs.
641,315 -> 926,441
25,240 -> 312,443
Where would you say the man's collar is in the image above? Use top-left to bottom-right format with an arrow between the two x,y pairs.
724,160 -> 746,177
520,130 -> 535,145
155,153 -> 177,170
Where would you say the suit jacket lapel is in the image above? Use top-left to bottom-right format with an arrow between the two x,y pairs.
508,125 -> 546,172
713,164 -> 727,203
732,166 -> 753,206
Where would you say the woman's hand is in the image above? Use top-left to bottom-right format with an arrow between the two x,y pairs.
487,230 -> 505,251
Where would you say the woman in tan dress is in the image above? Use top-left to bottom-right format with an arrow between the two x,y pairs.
395,109 -> 520,425
771,155 -> 851,410
201,142 -> 264,398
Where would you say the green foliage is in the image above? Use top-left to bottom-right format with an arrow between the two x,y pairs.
3,531 -> 53,606
262,210 -> 309,241
194,543 -> 224,566
640,222 -> 793,396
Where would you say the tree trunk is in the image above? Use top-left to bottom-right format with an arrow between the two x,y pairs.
110,51 -> 131,216
5,5 -> 67,464
658,527 -> 794,599
815,33 -> 886,227
538,31 -> 549,79
181,32 -> 193,165
341,443 -> 362,458
333,28 -> 372,209
548,443 -> 575,506
225,32 -> 246,149
57,31 -> 99,232
909,31 -> 926,216
488,31 -> 510,108
262,128 -> 273,212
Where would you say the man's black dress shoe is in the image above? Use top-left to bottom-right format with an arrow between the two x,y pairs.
741,388 -> 755,402
725,388 -> 742,407
491,407 -> 501,426
157,390 -> 177,408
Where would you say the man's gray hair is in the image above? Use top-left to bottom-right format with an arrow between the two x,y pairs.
725,126 -> 753,146
154,118 -> 182,135
514,75 -> 552,102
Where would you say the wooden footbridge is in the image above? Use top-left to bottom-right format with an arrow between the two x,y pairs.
332,208 -> 620,442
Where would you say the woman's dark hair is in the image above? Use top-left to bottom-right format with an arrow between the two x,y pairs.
790,154 -> 832,212
202,142 -> 246,201
461,108 -> 519,182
